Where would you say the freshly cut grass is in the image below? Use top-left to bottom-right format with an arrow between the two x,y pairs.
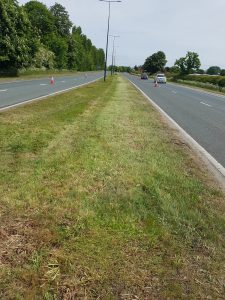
0,76 -> 224,299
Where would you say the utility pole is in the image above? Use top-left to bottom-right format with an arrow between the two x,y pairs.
109,35 -> 119,75
99,0 -> 122,81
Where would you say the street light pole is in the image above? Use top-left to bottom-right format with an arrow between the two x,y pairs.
113,48 -> 117,74
104,1 -> 110,81
109,35 -> 119,75
99,0 -> 121,81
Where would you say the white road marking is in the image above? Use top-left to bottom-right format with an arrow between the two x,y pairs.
61,81 -> 66,83
40,84 -> 47,86
172,90 -> 177,94
200,101 -> 212,107
0,89 -> 8,92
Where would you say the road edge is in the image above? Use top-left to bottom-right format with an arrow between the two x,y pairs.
128,79 -> 225,191
0,77 -> 103,112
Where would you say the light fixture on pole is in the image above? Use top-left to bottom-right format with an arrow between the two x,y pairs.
109,35 -> 120,75
99,0 -> 122,81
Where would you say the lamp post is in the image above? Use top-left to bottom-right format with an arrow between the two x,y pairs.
99,0 -> 121,81
113,48 -> 118,74
109,35 -> 119,75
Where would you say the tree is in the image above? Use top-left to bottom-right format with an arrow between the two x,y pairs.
50,3 -> 72,37
197,69 -> 205,74
96,49 -> 105,70
175,52 -> 201,75
67,36 -> 78,70
218,78 -> 225,92
0,0 -> 37,71
169,66 -> 180,74
220,69 -> 225,76
33,46 -> 55,69
206,66 -> 221,75
24,1 -> 55,39
143,51 -> 167,74
47,34 -> 68,69
0,1 -> 105,73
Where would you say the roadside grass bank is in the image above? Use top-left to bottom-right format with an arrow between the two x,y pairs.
0,76 -> 224,299
18,69 -> 79,77
0,70 -> 98,83
169,79 -> 225,96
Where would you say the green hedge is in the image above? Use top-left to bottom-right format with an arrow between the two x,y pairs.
173,74 -> 225,86
0,68 -> 19,77
218,78 -> 225,91
176,79 -> 225,92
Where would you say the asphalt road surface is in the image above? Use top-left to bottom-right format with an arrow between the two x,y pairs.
0,72 -> 103,110
125,74 -> 225,169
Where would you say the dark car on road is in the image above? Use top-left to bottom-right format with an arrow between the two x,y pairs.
141,73 -> 148,80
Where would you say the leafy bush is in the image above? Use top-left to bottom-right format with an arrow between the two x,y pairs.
176,80 -> 221,92
172,74 -> 225,93
218,78 -> 225,91
0,68 -> 19,77
173,74 -> 224,86
185,75 -> 222,85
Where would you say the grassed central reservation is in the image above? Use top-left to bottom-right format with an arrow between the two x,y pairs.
0,76 -> 224,299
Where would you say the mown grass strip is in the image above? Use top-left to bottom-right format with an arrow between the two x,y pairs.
0,76 -> 224,299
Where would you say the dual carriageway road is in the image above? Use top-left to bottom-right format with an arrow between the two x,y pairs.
1,72 -> 225,179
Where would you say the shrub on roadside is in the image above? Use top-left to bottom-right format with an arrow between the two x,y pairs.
218,78 -> 225,92
176,79 -> 222,92
185,75 -> 222,85
172,74 -> 225,92
0,68 -> 19,77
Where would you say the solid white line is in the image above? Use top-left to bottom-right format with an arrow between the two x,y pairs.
0,77 -> 102,112
40,84 -> 47,86
200,101 -> 212,107
0,89 -> 8,92
127,78 -> 225,188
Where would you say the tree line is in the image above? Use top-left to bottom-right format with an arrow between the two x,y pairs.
0,0 -> 105,75
140,50 -> 225,76
138,51 -> 225,91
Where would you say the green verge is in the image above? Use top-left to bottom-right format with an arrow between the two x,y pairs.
169,79 -> 225,96
0,76 -> 224,299
0,70 -> 91,82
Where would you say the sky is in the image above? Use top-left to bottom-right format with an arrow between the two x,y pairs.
18,0 -> 225,69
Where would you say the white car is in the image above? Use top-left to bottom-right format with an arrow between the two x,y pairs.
155,73 -> 167,84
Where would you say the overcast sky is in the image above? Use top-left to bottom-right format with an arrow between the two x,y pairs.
18,0 -> 225,69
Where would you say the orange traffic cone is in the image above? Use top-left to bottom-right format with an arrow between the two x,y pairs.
50,76 -> 55,85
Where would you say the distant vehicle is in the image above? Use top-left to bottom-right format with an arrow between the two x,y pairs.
141,73 -> 148,80
154,73 -> 167,84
